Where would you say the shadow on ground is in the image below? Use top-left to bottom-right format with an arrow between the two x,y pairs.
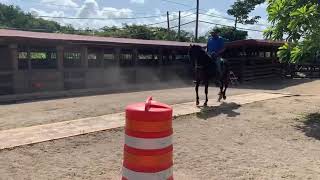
196,102 -> 241,120
235,78 -> 315,91
296,113 -> 320,140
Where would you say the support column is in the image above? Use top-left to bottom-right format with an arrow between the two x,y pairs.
114,48 -> 121,63
9,44 -> 18,94
132,48 -> 138,65
57,46 -> 64,71
81,46 -> 88,69
158,49 -> 163,65
9,44 -> 18,72
97,49 -> 104,68
27,46 -> 31,71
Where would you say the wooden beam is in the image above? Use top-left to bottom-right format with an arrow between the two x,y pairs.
57,46 -> 64,71
81,46 -> 88,69
9,44 -> 18,72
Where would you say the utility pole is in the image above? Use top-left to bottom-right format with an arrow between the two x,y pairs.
167,11 -> 171,39
178,11 -> 181,41
195,0 -> 199,42
167,11 -> 170,32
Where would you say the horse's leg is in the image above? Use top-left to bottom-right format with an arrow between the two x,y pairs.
218,80 -> 223,102
223,82 -> 228,100
204,80 -> 208,106
195,81 -> 200,106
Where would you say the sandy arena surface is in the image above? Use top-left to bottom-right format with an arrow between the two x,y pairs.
0,79 -> 319,131
0,90 -> 320,179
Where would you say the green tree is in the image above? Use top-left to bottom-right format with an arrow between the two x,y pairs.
227,0 -> 265,29
264,0 -> 320,63
97,24 -> 193,42
210,26 -> 248,42
0,3 -> 61,32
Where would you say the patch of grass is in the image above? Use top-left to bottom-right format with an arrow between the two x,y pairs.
296,113 -> 320,140
303,113 -> 320,125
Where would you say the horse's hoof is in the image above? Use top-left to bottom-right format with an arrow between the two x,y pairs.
223,96 -> 227,100
204,102 -> 207,106
218,95 -> 222,102
196,101 -> 199,106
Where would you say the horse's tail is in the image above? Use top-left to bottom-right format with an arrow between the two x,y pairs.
221,59 -> 231,82
223,59 -> 230,72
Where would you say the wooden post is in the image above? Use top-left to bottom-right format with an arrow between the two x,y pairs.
57,46 -> 64,71
9,44 -> 18,71
114,48 -> 121,64
240,47 -> 247,83
27,46 -> 31,71
158,49 -> 163,65
132,48 -> 138,65
97,49 -> 104,68
81,46 -> 88,69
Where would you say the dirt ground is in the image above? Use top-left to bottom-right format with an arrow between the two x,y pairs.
0,92 -> 320,179
0,79 -> 319,131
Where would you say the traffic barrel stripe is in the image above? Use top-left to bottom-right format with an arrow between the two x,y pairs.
122,167 -> 173,180
124,145 -> 173,156
125,135 -> 172,150
125,129 -> 173,139
123,150 -> 173,172
125,118 -> 172,132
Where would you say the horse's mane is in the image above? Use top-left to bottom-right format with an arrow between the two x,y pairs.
189,45 -> 211,64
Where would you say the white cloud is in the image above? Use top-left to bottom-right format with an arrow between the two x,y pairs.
130,0 -> 145,4
101,7 -> 133,19
256,2 -> 268,9
77,0 -> 99,18
154,8 -> 161,15
41,0 -> 79,8
30,8 -> 65,17
0,0 -> 10,4
30,2 -> 266,39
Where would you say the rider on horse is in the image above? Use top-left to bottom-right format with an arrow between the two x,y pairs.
206,29 -> 225,79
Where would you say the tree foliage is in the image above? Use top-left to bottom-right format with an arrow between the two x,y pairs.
198,26 -> 248,43
264,0 -> 320,63
96,24 -> 194,42
0,3 -> 63,32
227,0 -> 265,28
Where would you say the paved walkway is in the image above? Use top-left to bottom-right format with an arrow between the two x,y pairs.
0,92 -> 292,150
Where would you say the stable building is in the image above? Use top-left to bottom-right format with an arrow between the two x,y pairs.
0,29 -> 283,101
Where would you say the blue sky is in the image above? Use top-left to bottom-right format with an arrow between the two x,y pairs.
1,0 -> 269,39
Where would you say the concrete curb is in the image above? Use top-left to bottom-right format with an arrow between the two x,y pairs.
0,92 -> 292,150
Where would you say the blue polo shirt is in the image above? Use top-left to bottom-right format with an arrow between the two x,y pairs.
207,36 -> 224,54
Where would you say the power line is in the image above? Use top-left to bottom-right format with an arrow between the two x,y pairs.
199,10 -> 269,27
199,20 -> 265,32
23,0 -> 194,17
144,20 -> 168,26
171,20 -> 195,29
199,12 -> 235,21
160,0 -> 193,7
35,8 -> 195,21
38,14 -> 166,20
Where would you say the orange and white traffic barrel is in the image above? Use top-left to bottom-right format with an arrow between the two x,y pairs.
122,97 -> 173,180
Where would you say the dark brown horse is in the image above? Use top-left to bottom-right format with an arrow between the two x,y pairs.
188,44 -> 230,106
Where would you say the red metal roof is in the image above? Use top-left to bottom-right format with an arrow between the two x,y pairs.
225,39 -> 284,48
0,29 -> 283,48
0,29 -> 203,47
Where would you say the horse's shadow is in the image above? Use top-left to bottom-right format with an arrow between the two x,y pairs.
196,102 -> 241,120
